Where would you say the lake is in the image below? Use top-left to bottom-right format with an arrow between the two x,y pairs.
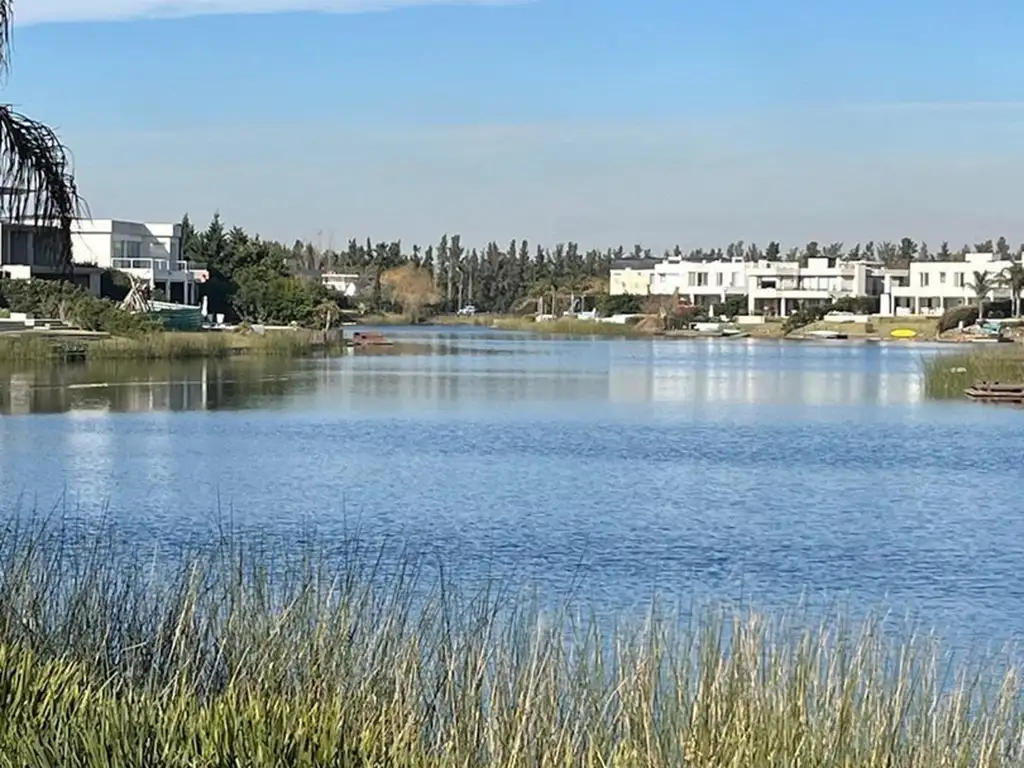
1,328 -> 1022,648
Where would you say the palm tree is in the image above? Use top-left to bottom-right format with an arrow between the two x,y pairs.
999,263 -> 1024,317
968,270 -> 994,321
0,6 -> 81,271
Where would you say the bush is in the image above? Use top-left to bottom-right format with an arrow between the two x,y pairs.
831,295 -> 880,314
0,279 -> 156,336
596,293 -> 644,315
937,305 -> 978,333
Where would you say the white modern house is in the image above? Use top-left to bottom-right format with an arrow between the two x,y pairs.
650,256 -> 748,308
608,258 -> 659,296
611,251 -> 1024,318
71,219 -> 201,305
745,258 -> 880,316
878,252 -> 1018,316
0,218 -> 202,304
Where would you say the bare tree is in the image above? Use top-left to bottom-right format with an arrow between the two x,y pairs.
380,264 -> 440,322
0,4 -> 82,271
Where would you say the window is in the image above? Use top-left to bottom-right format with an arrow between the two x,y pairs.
919,273 -> 929,287
954,272 -> 965,287
716,272 -> 724,286
687,272 -> 696,287
939,272 -> 946,284
117,240 -> 142,260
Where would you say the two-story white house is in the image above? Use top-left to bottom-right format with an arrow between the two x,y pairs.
72,219 -> 201,305
746,258 -> 880,316
649,257 -> 748,308
878,252 -> 1018,316
0,218 -> 202,305
608,258 -> 659,296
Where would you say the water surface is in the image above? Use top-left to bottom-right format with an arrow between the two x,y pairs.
1,329 -> 1021,647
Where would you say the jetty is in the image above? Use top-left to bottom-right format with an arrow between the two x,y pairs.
964,382 -> 1024,405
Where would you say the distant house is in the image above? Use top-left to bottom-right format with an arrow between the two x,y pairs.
879,252 -> 1018,316
746,258 -> 880,316
321,272 -> 361,298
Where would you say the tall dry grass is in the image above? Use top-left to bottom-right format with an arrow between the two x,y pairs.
0,329 -> 337,363
0,516 -> 1019,766
922,349 -> 1024,398
492,317 -> 650,338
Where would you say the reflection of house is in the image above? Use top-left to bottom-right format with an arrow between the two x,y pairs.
878,252 -> 1017,316
0,218 -> 201,304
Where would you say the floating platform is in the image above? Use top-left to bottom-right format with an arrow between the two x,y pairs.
964,382 -> 1024,404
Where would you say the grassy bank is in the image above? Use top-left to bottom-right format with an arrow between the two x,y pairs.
922,348 -> 1024,398
0,521 -> 1020,766
492,316 -> 651,337
0,329 -> 340,362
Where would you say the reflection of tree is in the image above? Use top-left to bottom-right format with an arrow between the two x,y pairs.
0,359 -> 305,415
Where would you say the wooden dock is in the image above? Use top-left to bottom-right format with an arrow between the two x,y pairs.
964,382 -> 1024,404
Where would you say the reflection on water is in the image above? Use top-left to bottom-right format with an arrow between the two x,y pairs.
0,358 -> 310,415
0,334 -> 946,416
3,329 -> 1023,650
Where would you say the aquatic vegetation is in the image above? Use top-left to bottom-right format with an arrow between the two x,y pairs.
922,349 -> 1024,398
0,518 -> 1020,766
0,329 -> 339,362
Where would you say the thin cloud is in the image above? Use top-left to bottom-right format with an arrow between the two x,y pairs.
18,0 -> 527,25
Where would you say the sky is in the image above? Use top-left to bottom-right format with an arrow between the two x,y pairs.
7,0 -> 1024,251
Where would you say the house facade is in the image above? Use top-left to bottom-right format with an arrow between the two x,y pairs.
0,221 -> 103,294
650,257 -> 748,308
878,252 -> 1016,316
608,252 -> 1024,317
0,219 -> 202,305
71,219 -> 200,305
745,258 -> 880,316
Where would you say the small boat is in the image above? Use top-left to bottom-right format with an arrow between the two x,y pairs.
890,328 -> 917,339
348,331 -> 393,347
806,330 -> 848,340
721,328 -> 749,339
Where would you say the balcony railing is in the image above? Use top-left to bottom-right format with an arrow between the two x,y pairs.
112,258 -> 190,272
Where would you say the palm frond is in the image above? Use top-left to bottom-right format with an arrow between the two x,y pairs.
0,0 -> 10,76
0,105 -> 82,271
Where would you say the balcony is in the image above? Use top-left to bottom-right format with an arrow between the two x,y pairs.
112,258 -> 190,274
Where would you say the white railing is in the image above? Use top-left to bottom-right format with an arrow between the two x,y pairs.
112,258 -> 190,272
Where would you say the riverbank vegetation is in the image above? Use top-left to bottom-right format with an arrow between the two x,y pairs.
0,328 -> 338,362
922,349 -> 1024,398
0,519 -> 1020,766
491,316 -> 650,337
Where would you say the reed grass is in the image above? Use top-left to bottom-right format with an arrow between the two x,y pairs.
0,329 -> 338,363
492,317 -> 650,338
0,335 -> 62,362
922,349 -> 1024,398
0,517 -> 1020,766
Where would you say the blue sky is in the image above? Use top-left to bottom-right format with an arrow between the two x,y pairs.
9,0 -> 1024,250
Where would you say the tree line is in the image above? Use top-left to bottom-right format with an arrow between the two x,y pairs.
180,213 -> 1024,320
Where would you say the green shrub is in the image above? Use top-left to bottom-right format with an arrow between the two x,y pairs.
596,293 -> 644,315
0,279 -> 155,336
937,305 -> 979,333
